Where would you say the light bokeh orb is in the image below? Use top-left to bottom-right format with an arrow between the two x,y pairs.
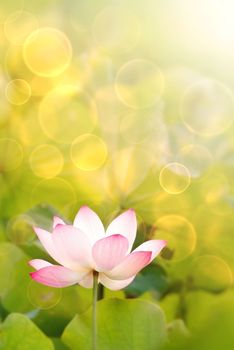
120,108 -> 164,145
181,79 -> 234,136
29,144 -> 64,178
153,215 -> 197,262
27,280 -> 62,309
203,174 -> 232,216
159,162 -> 191,194
105,147 -> 154,198
190,255 -> 233,292
5,78 -> 31,105
0,138 -> 23,172
6,214 -> 35,245
71,134 -> 108,171
31,177 -> 76,215
176,144 -> 213,179
4,10 -> 38,45
92,6 -> 140,54
115,59 -> 164,109
39,85 -> 97,144
23,27 -> 72,77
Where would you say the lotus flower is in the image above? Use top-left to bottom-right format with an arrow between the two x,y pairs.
29,206 -> 166,290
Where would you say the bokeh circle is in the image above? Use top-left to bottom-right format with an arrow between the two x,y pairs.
153,215 -> 197,262
27,280 -> 62,309
5,79 -> 31,105
23,27 -> 72,77
115,59 -> 164,109
190,255 -> 233,292
30,144 -> 64,178
181,79 -> 234,136
92,6 -> 140,54
71,134 -> 108,171
0,138 -> 23,172
39,85 -> 97,144
159,162 -> 191,194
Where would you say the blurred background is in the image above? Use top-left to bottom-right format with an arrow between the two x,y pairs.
0,0 -> 234,349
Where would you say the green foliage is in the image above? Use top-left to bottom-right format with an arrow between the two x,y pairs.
62,298 -> 167,350
164,290 -> 234,350
0,313 -> 54,350
165,319 -> 189,348
26,204 -> 63,231
159,293 -> 180,323
32,286 -> 92,337
125,264 -> 169,297
0,243 -> 33,312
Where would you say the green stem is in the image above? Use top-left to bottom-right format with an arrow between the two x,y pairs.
97,283 -> 104,300
92,271 -> 98,350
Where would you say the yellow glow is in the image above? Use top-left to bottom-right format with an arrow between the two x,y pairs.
39,85 -> 97,143
92,5 -> 140,54
29,144 -> 64,178
0,138 -> 23,172
120,109 -> 160,144
105,147 -> 154,198
95,85 -> 124,134
23,27 -> 72,77
181,79 -> 234,136
6,215 -> 35,245
5,44 -> 33,80
31,177 -> 76,215
16,106 -> 47,146
115,59 -> 164,109
176,144 -> 213,179
4,10 -> 38,45
5,79 -> 31,105
190,255 -> 233,292
203,174 -> 232,216
71,134 -> 108,171
182,0 -> 234,51
154,215 -> 197,262
159,162 -> 191,194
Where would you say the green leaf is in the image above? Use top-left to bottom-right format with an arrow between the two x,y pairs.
159,293 -> 180,323
125,264 -> 169,297
62,298 -> 167,350
26,204 -> 64,231
51,338 -> 69,350
0,243 -> 33,312
0,313 -> 54,350
167,290 -> 234,350
0,222 -> 6,242
0,243 -> 25,297
31,284 -> 125,337
166,319 -> 189,344
32,286 -> 92,337
185,290 -> 234,332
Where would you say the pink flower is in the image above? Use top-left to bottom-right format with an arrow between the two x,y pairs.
29,206 -> 166,291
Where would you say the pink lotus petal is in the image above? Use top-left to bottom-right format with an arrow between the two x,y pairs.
134,240 -> 167,262
29,259 -> 52,270
79,271 -> 93,288
92,234 -> 129,272
106,251 -> 152,280
30,265 -> 85,288
106,209 -> 137,252
33,227 -> 65,265
53,216 -> 66,229
52,225 -> 93,270
99,273 -> 135,290
73,206 -> 105,244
